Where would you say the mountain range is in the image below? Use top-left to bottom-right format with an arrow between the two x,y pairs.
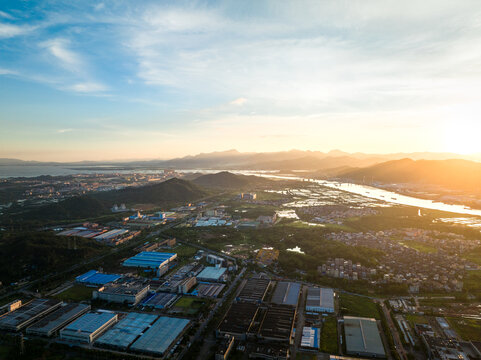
2,149 -> 480,170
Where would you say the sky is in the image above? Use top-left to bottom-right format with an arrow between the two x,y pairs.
1,0 -> 481,161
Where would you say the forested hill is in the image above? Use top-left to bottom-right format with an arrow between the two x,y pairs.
340,158 -> 481,192
2,178 -> 209,225
192,171 -> 272,189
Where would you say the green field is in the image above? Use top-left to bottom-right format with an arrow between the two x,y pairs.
172,296 -> 206,315
53,285 -> 93,302
173,244 -> 198,258
399,240 -> 437,254
447,317 -> 481,342
463,246 -> 481,265
339,293 -> 381,319
320,316 -> 338,354
464,270 -> 481,296
405,314 -> 429,326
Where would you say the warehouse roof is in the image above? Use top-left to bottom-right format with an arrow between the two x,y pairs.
62,311 -> 117,335
271,282 -> 301,307
218,302 -> 259,335
96,313 -> 158,350
306,287 -> 334,312
26,303 -> 90,336
0,298 -> 62,331
123,252 -> 177,269
344,316 -> 386,357
130,316 -> 190,355
197,266 -> 227,281
237,278 -> 270,302
258,304 -> 296,341
141,292 -> 178,309
76,270 -> 122,285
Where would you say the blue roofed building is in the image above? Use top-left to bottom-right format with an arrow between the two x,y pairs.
95,313 -> 158,350
76,270 -> 122,286
60,311 -> 118,343
122,252 -> 177,270
130,316 -> 190,356
301,327 -> 320,349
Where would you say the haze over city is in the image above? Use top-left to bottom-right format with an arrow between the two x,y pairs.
2,0 -> 481,161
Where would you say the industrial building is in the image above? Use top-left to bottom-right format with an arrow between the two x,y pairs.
343,316 -> 386,358
93,278 -> 150,305
141,292 -> 178,309
258,304 -> 296,343
122,251 -> 177,270
75,270 -> 122,286
237,277 -> 271,303
305,287 -> 335,313
178,277 -> 197,294
26,303 -> 90,337
206,254 -> 225,265
130,316 -> 190,356
300,327 -> 320,350
217,302 -> 259,340
60,311 -> 118,343
195,283 -> 225,298
197,266 -> 227,282
271,282 -> 301,308
95,312 -> 158,350
0,298 -> 62,331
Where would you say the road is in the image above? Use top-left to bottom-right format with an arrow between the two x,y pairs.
290,284 -> 307,359
379,301 -> 408,360
178,267 -> 246,360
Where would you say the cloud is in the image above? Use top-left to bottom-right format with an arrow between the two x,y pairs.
40,38 -> 82,72
0,22 -> 32,38
69,82 -> 107,93
0,11 -> 15,20
57,128 -> 74,133
230,97 -> 247,106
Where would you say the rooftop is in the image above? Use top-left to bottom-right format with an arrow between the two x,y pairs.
218,302 -> 259,335
237,278 -> 270,302
344,316 -> 386,357
26,303 -> 90,336
271,282 -> 301,307
123,252 -> 177,269
306,287 -> 335,311
76,270 -> 122,285
62,311 -> 117,335
197,266 -> 227,281
98,277 -> 149,296
258,304 -> 296,342
0,298 -> 62,331
96,312 -> 158,350
130,316 -> 190,355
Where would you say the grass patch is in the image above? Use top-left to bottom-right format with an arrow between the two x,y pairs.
399,240 -> 437,254
320,316 -> 338,354
463,246 -> 481,265
339,293 -> 381,320
405,314 -> 428,326
447,317 -> 481,342
464,270 -> 481,296
173,243 -> 198,258
53,284 -> 93,302
172,296 -> 206,315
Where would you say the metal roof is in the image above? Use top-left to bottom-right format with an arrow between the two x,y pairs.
76,270 -> 122,285
26,303 -> 90,336
62,312 -> 117,335
197,266 -> 227,280
130,316 -> 190,355
306,287 -> 334,311
301,327 -> 320,349
271,282 -> 301,307
0,298 -> 62,331
344,316 -> 385,357
95,313 -> 158,350
123,252 -> 177,269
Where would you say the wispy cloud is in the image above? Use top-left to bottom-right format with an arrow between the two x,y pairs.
57,128 -> 74,133
69,82 -> 107,93
40,38 -> 83,72
0,22 -> 33,38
